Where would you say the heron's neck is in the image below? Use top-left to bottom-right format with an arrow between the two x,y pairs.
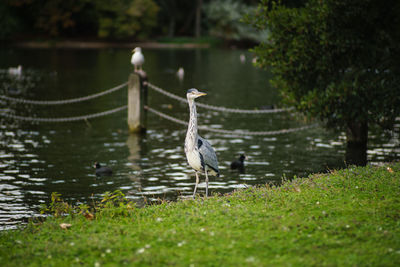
186,99 -> 198,151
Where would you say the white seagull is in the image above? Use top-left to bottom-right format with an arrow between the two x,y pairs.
240,54 -> 246,63
177,67 -> 184,81
8,65 -> 22,76
131,47 -> 144,72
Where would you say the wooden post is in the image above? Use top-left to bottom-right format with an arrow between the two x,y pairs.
128,71 -> 147,133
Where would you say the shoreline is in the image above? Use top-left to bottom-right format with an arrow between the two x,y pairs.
10,40 -> 211,49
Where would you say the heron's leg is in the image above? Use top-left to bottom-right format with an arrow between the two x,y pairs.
193,171 -> 199,199
205,168 -> 209,198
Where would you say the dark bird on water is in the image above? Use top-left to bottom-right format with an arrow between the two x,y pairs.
94,162 -> 113,176
230,154 -> 247,173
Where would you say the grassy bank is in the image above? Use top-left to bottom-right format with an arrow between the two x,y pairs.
1,164 -> 400,266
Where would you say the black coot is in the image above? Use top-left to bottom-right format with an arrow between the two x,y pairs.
94,162 -> 113,176
230,154 -> 246,173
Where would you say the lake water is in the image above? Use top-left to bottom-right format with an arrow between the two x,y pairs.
1,47 -> 399,230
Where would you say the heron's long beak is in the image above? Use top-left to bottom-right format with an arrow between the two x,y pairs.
197,92 -> 207,96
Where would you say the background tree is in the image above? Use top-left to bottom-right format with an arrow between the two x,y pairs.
250,0 -> 400,165
204,0 -> 268,43
3,0 -> 159,40
194,0 -> 203,38
2,0 -> 270,42
155,0 -> 204,38
0,1 -> 21,40
5,0 -> 88,37
95,0 -> 159,39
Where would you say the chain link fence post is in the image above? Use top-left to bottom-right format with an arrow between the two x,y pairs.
128,71 -> 147,133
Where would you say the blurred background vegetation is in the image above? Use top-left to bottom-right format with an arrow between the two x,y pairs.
1,0 -> 301,45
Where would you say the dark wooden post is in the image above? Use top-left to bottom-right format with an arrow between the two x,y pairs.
128,71 -> 147,133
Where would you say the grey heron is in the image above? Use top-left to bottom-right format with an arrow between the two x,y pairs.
184,88 -> 220,198
131,47 -> 144,72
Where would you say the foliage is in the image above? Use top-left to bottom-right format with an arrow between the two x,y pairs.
40,190 -> 136,219
40,192 -> 73,217
96,0 -> 159,39
3,0 -> 271,42
97,190 -> 136,217
4,0 -> 159,39
155,0 -> 199,37
7,0 -> 88,37
1,164 -> 400,266
0,1 -> 22,40
204,0 -> 268,42
250,0 -> 400,132
34,0 -> 87,37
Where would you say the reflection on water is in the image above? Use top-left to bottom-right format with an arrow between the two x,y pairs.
1,48 -> 399,230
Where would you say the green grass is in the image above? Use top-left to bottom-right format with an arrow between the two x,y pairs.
1,164 -> 400,266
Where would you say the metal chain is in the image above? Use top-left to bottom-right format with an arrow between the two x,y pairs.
0,105 -> 127,122
0,82 -> 127,105
144,106 -> 317,136
146,82 -> 293,114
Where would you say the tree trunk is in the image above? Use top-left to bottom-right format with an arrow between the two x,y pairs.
345,121 -> 368,166
194,0 -> 202,38
168,18 -> 175,38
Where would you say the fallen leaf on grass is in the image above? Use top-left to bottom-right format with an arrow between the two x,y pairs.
59,223 -> 72,230
387,167 -> 394,173
84,212 -> 94,220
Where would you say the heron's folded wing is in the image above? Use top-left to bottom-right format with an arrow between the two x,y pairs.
198,136 -> 219,173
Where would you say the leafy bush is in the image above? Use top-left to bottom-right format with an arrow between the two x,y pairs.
40,190 -> 136,219
40,192 -> 73,217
